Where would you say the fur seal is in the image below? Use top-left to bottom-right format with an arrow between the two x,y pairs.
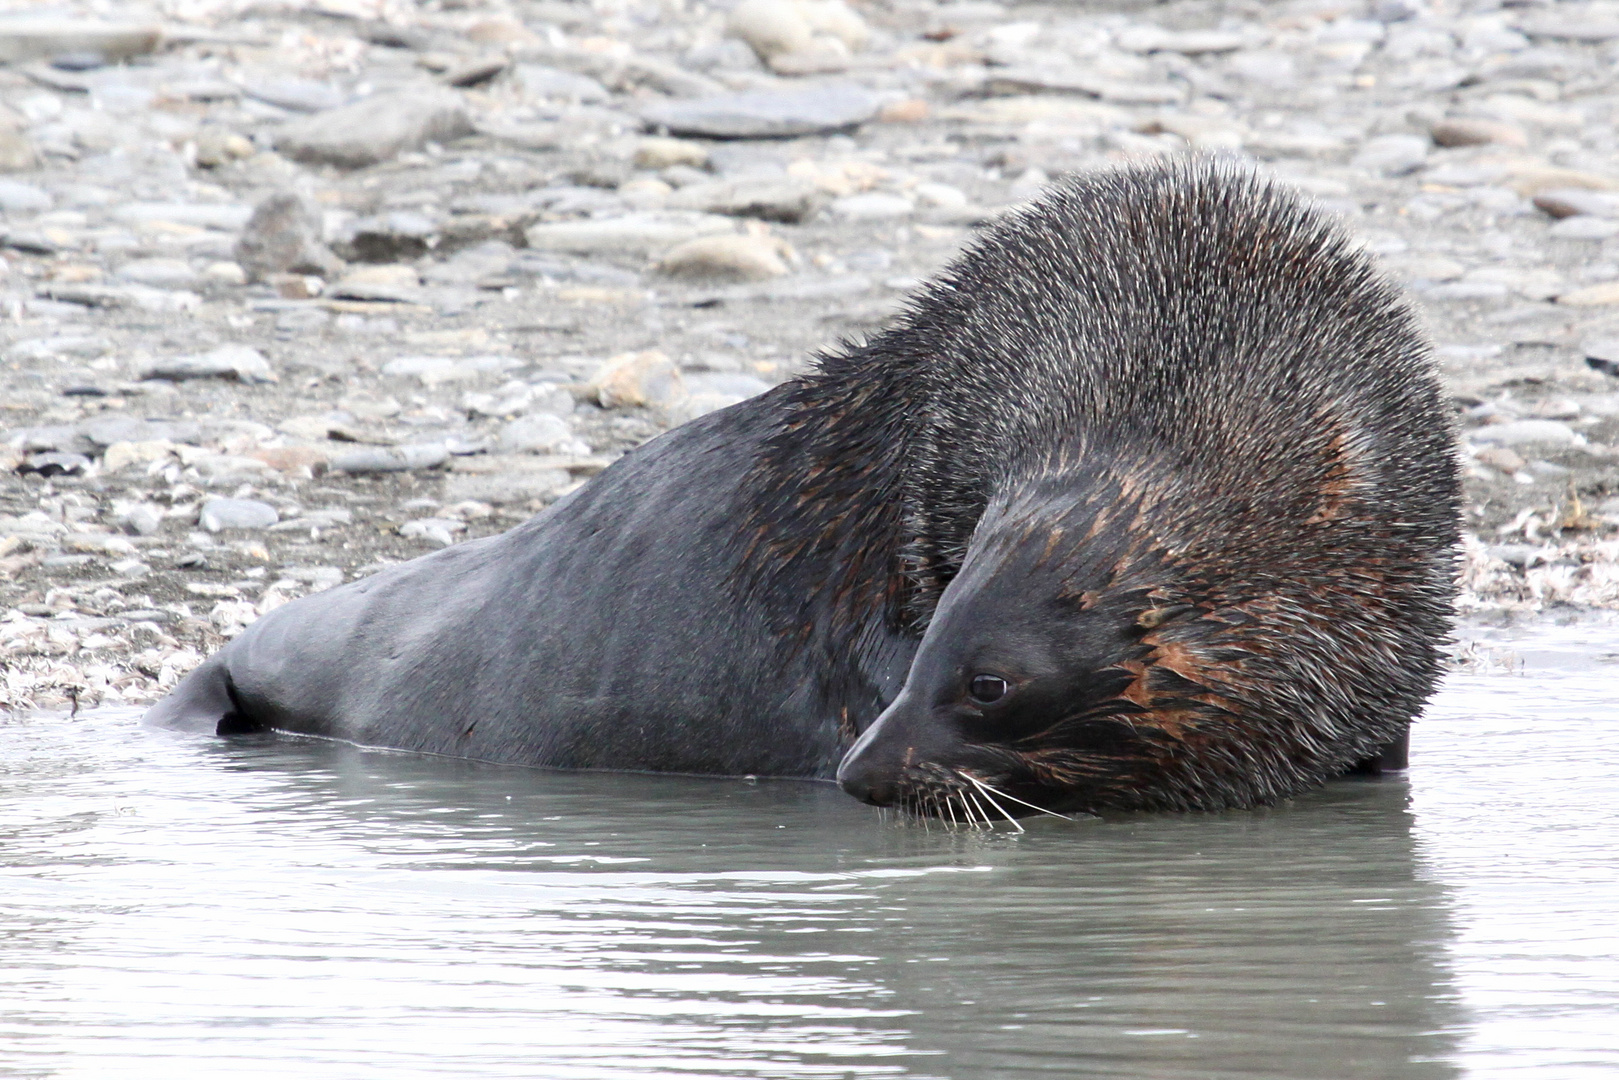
145,161 -> 1460,817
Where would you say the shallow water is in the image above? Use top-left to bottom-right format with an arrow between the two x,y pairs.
2,620 -> 1617,1079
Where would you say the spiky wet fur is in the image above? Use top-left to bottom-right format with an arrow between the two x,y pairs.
744,159 -> 1461,815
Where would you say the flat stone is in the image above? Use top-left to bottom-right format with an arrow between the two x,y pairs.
238,75 -> 348,113
113,203 -> 253,230
1533,188 -> 1619,220
199,498 -> 280,532
275,89 -> 474,168
0,179 -> 51,212
525,212 -> 735,258
115,258 -> 199,288
442,466 -> 572,504
1352,134 -> 1428,176
78,415 -> 173,448
1549,217 -> 1619,240
380,354 -> 521,386
0,18 -> 161,64
830,192 -> 915,219
511,64 -> 609,104
1557,282 -> 1619,306
141,345 -> 276,383
7,334 -> 111,360
1470,420 -> 1582,447
498,413 -> 589,455
1116,27 -> 1247,54
329,444 -> 450,473
665,178 -> 824,223
642,84 -> 881,139
1514,14 -> 1619,41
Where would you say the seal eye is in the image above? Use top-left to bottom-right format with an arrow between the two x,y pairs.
968,674 -> 1010,704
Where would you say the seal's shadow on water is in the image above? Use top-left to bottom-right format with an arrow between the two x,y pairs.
184,729 -> 1466,1080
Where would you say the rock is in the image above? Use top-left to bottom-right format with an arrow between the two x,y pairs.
78,415 -> 172,448
8,334 -> 111,360
19,451 -> 89,476
141,345 -> 277,384
234,194 -> 345,282
239,75 -> 347,113
251,446 -> 329,474
1116,27 -> 1247,54
336,210 -> 439,263
498,414 -> 589,455
1552,217 -> 1619,240
635,137 -> 709,170
116,258 -> 199,288
1557,282 -> 1619,306
913,182 -> 969,209
1470,420 -> 1582,447
203,261 -> 248,285
511,64 -> 610,104
1431,117 -> 1527,148
525,212 -> 736,259
0,128 -> 38,172
642,84 -> 881,139
830,192 -> 915,219
329,444 -> 450,473
1352,134 -> 1428,176
657,234 -> 794,281
116,502 -> 165,536
1474,445 -> 1527,473
727,0 -> 868,66
1532,189 -> 1619,220
0,179 -> 51,212
380,355 -> 521,386
666,178 -> 824,223
200,498 -> 280,532
400,518 -> 467,546
103,440 -> 177,473
114,203 -> 253,230
1514,13 -> 1619,41
445,56 -> 509,88
194,129 -> 256,168
588,350 -> 687,409
442,461 -> 573,504
0,18 -> 161,63
275,89 -> 473,168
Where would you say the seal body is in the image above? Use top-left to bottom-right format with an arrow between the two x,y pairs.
147,161 -> 1460,814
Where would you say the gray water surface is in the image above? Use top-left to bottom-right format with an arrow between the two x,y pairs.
2,621 -> 1617,1079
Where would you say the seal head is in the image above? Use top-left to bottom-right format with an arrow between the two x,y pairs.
834,163 -> 1459,817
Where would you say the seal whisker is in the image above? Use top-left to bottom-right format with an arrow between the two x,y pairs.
961,777 -> 1025,832
962,789 -> 989,829
957,771 -> 1073,822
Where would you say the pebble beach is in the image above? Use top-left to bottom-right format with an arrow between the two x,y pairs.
2,0 -> 1618,713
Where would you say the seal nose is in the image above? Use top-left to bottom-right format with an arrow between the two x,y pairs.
836,757 -> 898,806
837,704 -> 910,806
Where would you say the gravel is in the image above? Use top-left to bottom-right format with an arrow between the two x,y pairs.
4,0 -> 1619,714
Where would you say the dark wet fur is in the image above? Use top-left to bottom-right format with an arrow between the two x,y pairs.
806,161 -> 1460,814
146,160 -> 1459,816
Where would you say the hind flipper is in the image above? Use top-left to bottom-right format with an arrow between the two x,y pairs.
141,655 -> 256,735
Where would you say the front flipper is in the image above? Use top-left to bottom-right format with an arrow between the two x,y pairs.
1345,727 -> 1410,775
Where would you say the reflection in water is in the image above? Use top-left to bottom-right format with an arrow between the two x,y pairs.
1,626 -> 1615,1079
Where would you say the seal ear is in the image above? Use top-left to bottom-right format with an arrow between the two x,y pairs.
1135,605 -> 1193,630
